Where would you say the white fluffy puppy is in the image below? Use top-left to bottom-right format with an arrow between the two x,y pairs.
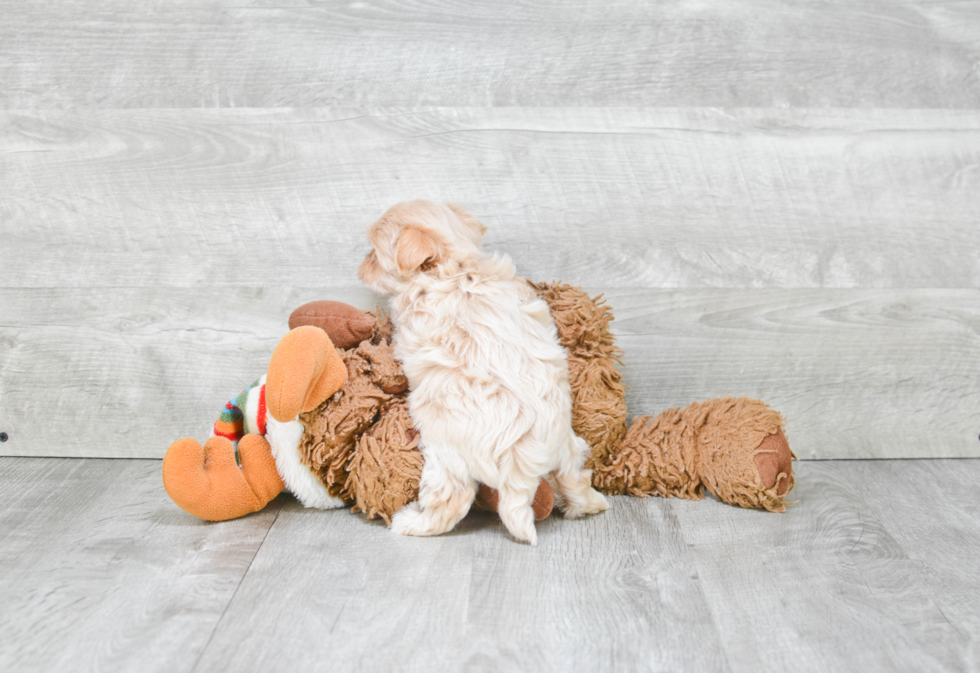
358,200 -> 608,545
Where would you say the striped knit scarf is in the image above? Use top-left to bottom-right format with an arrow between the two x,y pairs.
211,374 -> 268,446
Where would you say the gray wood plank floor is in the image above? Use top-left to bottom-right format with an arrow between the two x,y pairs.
2,456 -> 978,673
0,457 -> 282,673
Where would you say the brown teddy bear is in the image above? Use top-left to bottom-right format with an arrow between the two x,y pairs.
162,282 -> 794,524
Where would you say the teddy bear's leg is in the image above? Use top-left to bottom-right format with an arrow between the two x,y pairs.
553,435 -> 610,519
162,436 -> 275,521
390,449 -> 477,538
266,325 -> 348,423
694,397 -> 796,512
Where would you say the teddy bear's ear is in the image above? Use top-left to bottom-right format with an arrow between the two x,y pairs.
396,226 -> 444,274
289,300 -> 374,350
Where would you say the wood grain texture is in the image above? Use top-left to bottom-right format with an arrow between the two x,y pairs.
2,287 -> 977,460
4,0 -> 980,668
834,460 -> 980,670
671,459 -> 980,673
0,286 -> 380,459
2,0 -> 980,108
612,288 -> 980,460
3,107 -> 979,290
0,457 -> 283,673
192,493 -> 730,673
3,459 -> 978,672
190,460 -> 980,673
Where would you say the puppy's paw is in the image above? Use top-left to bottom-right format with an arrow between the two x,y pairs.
562,488 -> 610,519
497,503 -> 539,546
390,501 -> 423,536
511,526 -> 538,547
515,525 -> 538,547
504,517 -> 538,547
502,516 -> 538,546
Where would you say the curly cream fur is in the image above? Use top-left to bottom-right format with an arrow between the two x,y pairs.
358,200 -> 608,544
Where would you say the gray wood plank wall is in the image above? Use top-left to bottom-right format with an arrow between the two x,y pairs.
4,1 -> 980,108
1,2 -> 978,459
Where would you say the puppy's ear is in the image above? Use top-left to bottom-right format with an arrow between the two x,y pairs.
397,226 -> 444,274
358,250 -> 381,287
448,203 -> 487,242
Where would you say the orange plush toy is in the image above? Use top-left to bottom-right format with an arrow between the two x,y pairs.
162,326 -> 349,521
163,282 -> 795,524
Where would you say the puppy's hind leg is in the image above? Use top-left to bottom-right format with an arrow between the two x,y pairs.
495,483 -> 541,546
391,448 -> 477,538
554,435 -> 610,519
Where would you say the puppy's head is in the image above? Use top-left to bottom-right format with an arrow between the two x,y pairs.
358,200 -> 486,295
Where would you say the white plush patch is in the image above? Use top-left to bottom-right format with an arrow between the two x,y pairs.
243,373 -> 266,435
265,413 -> 345,510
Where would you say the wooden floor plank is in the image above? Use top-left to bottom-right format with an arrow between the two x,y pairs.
4,458 -> 978,672
3,287 -> 977,459
193,460 -> 980,673
672,460 -> 980,673
191,495 -> 729,673
2,108 -> 979,290
0,457 -> 282,673
2,1 -> 979,108
833,460 -> 980,670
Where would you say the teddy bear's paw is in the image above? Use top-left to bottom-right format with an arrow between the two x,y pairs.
753,430 -> 794,497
